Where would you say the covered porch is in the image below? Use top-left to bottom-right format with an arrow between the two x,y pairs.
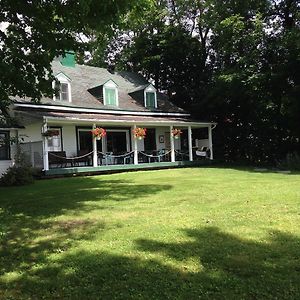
17,110 -> 216,176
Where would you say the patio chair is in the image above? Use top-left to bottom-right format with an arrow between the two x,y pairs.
195,147 -> 210,159
48,151 -> 67,168
73,150 -> 92,166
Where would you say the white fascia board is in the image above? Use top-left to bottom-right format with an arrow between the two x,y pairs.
145,84 -> 156,92
103,79 -> 118,87
14,103 -> 191,117
55,72 -> 71,82
0,127 -> 21,130
45,116 -> 216,127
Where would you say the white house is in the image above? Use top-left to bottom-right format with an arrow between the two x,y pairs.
0,52 -> 216,176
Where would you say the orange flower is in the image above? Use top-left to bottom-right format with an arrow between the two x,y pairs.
91,127 -> 106,139
133,127 -> 147,139
171,128 -> 182,137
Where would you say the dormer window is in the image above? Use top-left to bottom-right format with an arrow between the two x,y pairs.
103,80 -> 118,106
56,82 -> 70,101
146,92 -> 156,108
144,85 -> 157,108
53,72 -> 71,102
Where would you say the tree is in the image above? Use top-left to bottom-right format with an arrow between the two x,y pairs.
0,0 -> 138,121
106,0 -> 299,164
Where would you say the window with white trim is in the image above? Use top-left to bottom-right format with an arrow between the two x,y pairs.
104,88 -> 117,106
144,85 -> 157,108
145,92 -> 156,108
55,82 -> 70,102
0,131 -> 10,160
103,80 -> 118,107
53,73 -> 72,102
47,127 -> 62,152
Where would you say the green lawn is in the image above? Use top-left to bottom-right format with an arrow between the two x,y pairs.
1,167 -> 300,299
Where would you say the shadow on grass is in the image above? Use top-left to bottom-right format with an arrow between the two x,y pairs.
204,164 -> 300,175
0,177 -> 172,217
1,226 -> 300,299
0,176 -> 172,297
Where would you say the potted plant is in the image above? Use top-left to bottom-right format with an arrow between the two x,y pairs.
91,127 -> 106,140
133,127 -> 147,140
171,128 -> 182,139
42,129 -> 60,138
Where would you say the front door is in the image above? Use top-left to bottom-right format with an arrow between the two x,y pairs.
106,131 -> 129,154
144,128 -> 156,151
77,128 -> 102,153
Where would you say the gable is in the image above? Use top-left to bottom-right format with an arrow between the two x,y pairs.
55,72 -> 71,82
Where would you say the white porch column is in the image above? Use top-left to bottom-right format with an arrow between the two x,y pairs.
208,125 -> 213,160
188,126 -> 193,161
170,126 -> 175,162
92,124 -> 98,167
42,122 -> 49,171
132,124 -> 138,165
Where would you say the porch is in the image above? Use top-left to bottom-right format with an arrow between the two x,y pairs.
19,112 -> 216,176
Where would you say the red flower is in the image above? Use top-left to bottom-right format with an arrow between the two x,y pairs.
133,127 -> 147,139
91,127 -> 106,139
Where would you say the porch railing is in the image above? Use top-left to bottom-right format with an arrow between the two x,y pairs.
138,150 -> 172,163
20,141 -> 43,168
47,149 -> 194,169
97,151 -> 134,165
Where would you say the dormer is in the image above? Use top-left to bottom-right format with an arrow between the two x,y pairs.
103,79 -> 118,107
144,84 -> 157,108
53,72 -> 72,102
129,84 -> 158,109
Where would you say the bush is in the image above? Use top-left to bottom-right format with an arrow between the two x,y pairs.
0,165 -> 34,186
277,152 -> 300,171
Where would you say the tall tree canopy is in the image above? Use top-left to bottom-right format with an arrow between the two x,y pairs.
90,0 -> 299,165
0,0 -> 142,120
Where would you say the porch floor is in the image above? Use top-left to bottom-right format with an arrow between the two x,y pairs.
45,161 -> 208,176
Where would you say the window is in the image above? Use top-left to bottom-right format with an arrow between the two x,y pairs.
55,82 -> 70,102
144,85 -> 157,108
145,92 -> 156,108
104,88 -> 117,106
103,80 -> 118,106
77,128 -> 102,152
0,131 -> 10,160
53,72 -> 71,102
47,128 -> 62,152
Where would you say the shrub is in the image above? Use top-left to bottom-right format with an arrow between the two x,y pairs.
0,165 -> 34,186
0,135 -> 36,186
277,152 -> 300,171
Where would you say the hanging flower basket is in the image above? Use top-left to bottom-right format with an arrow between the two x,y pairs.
133,127 -> 147,140
171,128 -> 182,139
42,129 -> 60,138
91,127 -> 106,140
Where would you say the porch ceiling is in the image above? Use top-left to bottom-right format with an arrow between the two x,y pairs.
15,109 -> 215,128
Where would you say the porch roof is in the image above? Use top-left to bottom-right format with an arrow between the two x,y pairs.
15,109 -> 216,128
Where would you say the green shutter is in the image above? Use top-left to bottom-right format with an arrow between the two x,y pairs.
105,88 -> 117,106
60,51 -> 75,67
146,92 -> 155,108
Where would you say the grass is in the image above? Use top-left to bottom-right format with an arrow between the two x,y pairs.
0,167 -> 300,299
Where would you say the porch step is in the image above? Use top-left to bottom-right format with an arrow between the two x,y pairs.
44,161 -> 211,177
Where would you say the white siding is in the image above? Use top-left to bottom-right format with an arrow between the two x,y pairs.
136,138 -> 144,152
155,127 -> 181,150
62,125 -> 77,156
0,129 -> 18,176
0,160 -> 12,176
18,122 -> 43,143
196,139 -> 209,148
